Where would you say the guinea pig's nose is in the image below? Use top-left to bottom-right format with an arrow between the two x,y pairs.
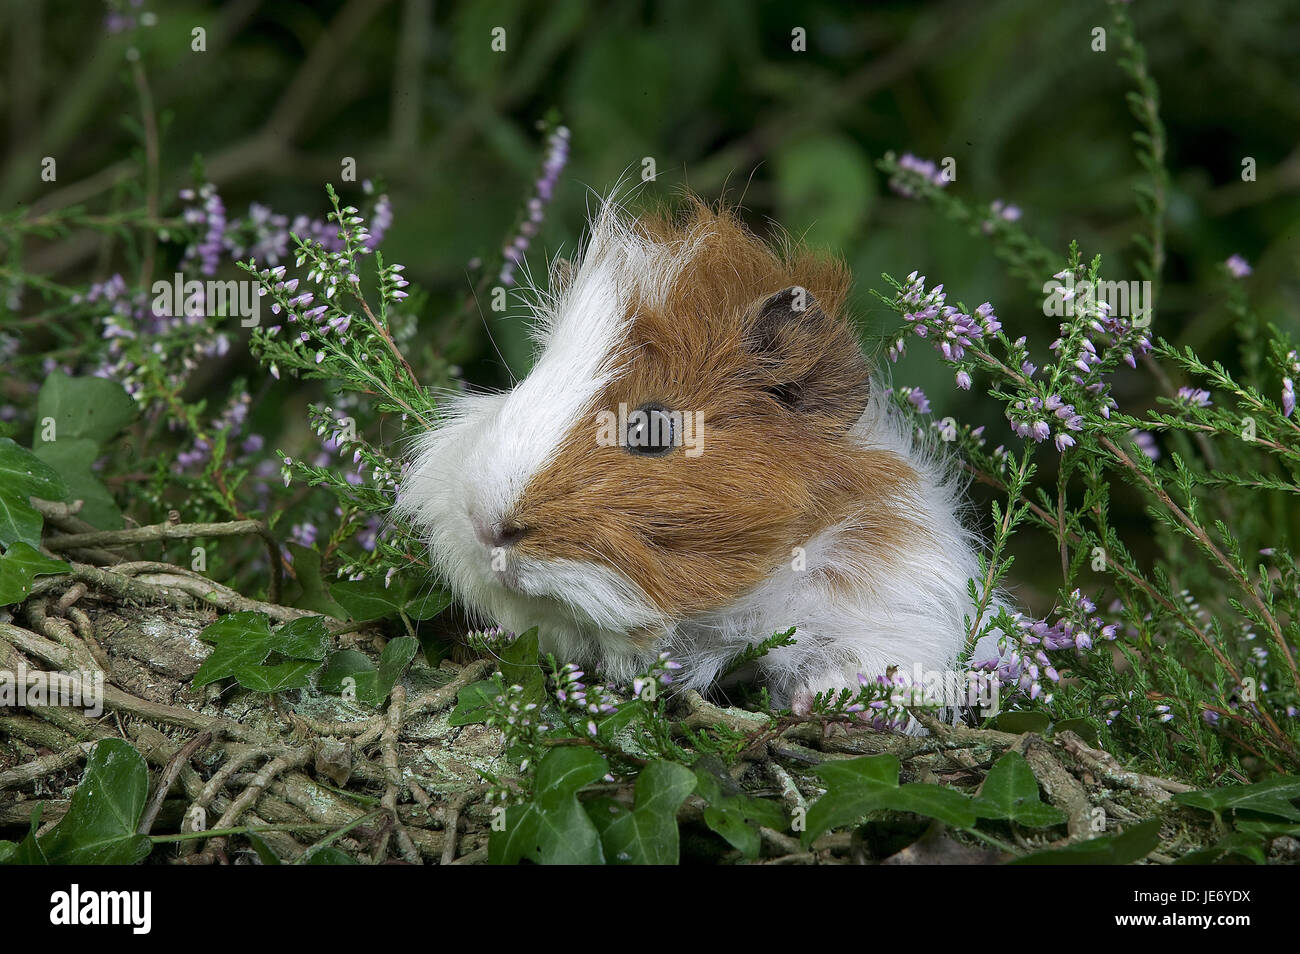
470,511 -> 529,549
492,522 -> 530,548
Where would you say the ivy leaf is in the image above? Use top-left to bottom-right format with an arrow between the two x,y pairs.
269,615 -> 330,661
490,747 -> 609,865
0,438 -> 68,547
375,636 -> 418,704
890,783 -> 979,829
1010,818 -> 1161,865
33,739 -> 153,865
1174,832 -> 1267,866
32,438 -> 123,530
405,586 -> 454,620
1173,776 -> 1300,822
33,372 -> 137,445
319,650 -> 380,702
492,626 -> 545,706
1051,718 -> 1100,747
589,761 -> 695,864
330,576 -> 409,621
302,845 -> 359,865
0,542 -> 68,606
192,612 -> 273,688
803,754 -> 976,845
996,711 -> 1051,735
694,765 -> 787,859
804,754 -> 898,843
316,637 -> 417,707
0,804 -> 46,865
330,575 -> 454,623
283,543 -> 348,620
245,833 -> 282,865
448,679 -> 499,726
233,660 -> 319,693
972,751 -> 1068,827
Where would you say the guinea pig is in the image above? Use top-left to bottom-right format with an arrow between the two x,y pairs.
395,195 -> 1005,715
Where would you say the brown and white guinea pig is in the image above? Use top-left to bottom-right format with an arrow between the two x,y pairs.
395,195 -> 1004,711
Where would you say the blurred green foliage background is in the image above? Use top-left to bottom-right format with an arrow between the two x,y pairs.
4,0 -> 1300,609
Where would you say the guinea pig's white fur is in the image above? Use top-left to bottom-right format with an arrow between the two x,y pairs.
395,196 -> 1005,716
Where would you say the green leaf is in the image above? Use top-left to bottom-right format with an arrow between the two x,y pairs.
244,832 -> 282,865
1010,818 -> 1161,865
233,659 -> 319,693
1234,819 -> 1300,838
416,631 -> 453,668
996,711 -> 1051,735
693,766 -> 787,860
973,751 -> 1068,828
809,754 -> 901,836
36,739 -> 153,865
301,845 -> 359,865
596,699 -> 644,742
328,574 -> 451,626
448,679 -> 499,726
0,437 -> 68,547
316,639 -> 415,708
33,372 -> 137,445
269,615 -> 330,661
1051,718 -> 1100,747
890,783 -> 980,828
405,586 -> 454,620
0,542 -> 67,606
1174,832 -> 1267,866
589,761 -> 695,865
284,543 -> 348,620
192,612 -> 273,688
318,649 -> 381,704
494,626 -> 546,706
804,754 -> 976,845
2,804 -> 46,864
32,438 -> 123,530
0,437 -> 71,499
1173,776 -> 1300,821
330,577 -> 408,621
489,747 -> 609,865
375,636 -> 418,704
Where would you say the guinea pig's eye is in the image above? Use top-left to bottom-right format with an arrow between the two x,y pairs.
625,404 -> 676,457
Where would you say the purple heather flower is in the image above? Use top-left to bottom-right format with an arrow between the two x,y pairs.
1283,378 -> 1295,417
890,153 -> 951,196
982,199 -> 1023,233
1130,428 -> 1160,460
1224,254 -> 1252,278
1176,387 -> 1212,408
499,125 -> 570,286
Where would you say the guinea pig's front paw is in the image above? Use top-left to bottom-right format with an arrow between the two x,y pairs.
789,689 -> 816,718
783,672 -> 860,719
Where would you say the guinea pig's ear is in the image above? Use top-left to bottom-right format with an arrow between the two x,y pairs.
744,285 -> 872,431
